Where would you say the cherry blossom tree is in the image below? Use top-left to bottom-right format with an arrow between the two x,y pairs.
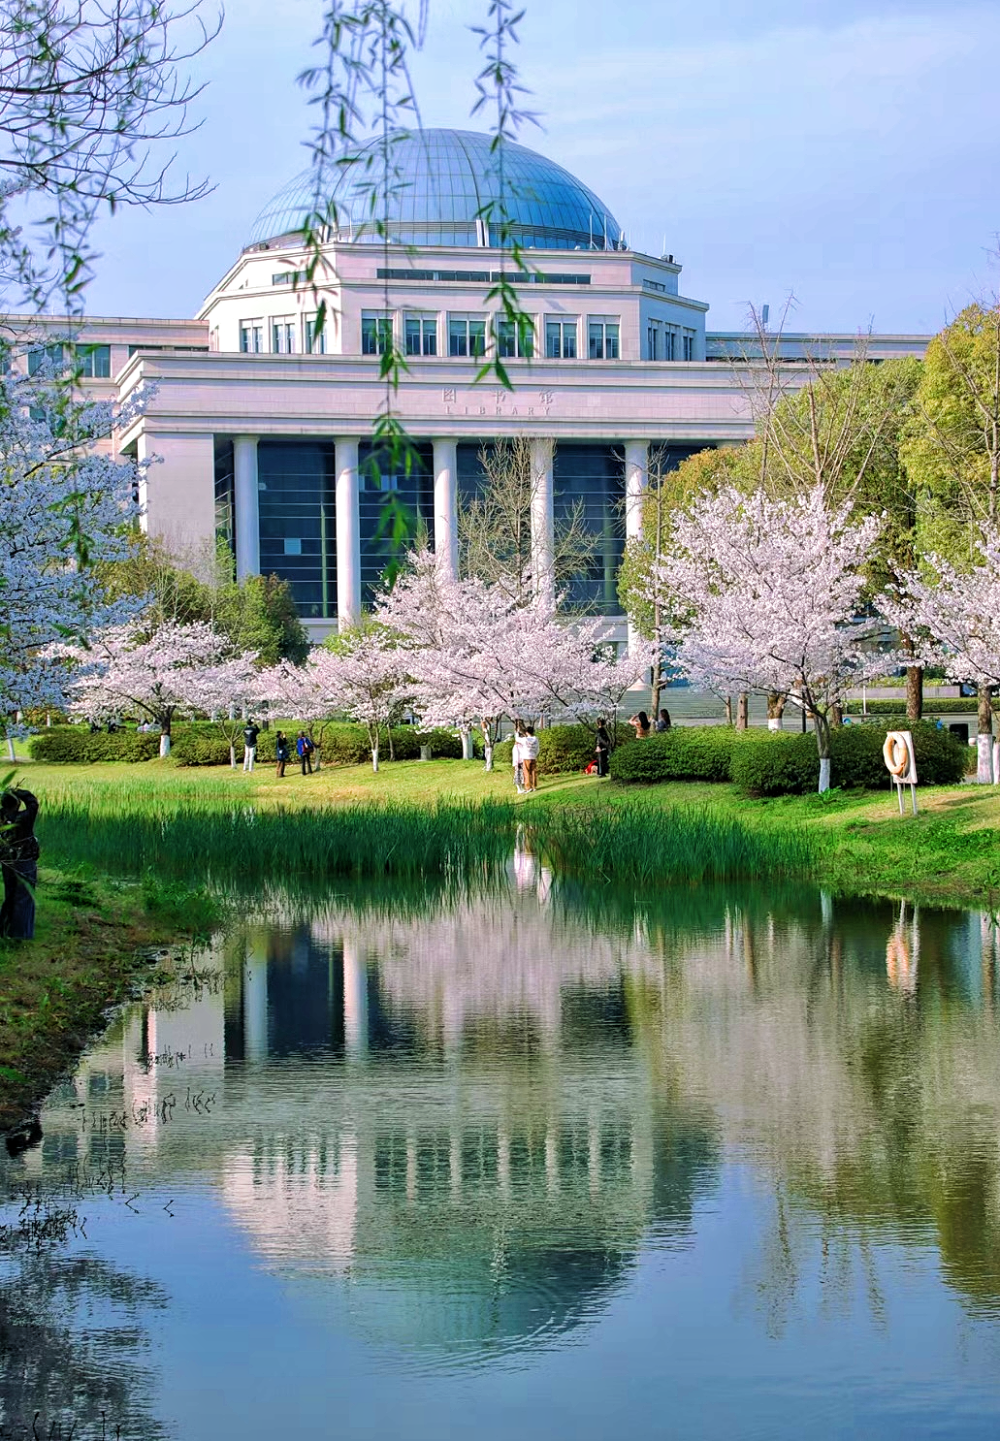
321,624 -> 411,772
658,485 -> 887,792
0,365 -> 144,744
883,524 -> 1000,782
64,619 -> 234,756
184,654 -> 265,767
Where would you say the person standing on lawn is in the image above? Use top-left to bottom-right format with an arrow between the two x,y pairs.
296,731 -> 314,775
243,719 -> 260,772
521,725 -> 540,792
595,720 -> 611,777
275,731 -> 290,778
0,788 -> 39,940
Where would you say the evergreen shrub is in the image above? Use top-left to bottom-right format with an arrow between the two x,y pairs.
609,727 -> 737,783
29,726 -> 161,763
729,721 -> 967,795
845,697 -> 986,716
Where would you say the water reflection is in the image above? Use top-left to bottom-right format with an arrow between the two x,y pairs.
5,879 -> 1000,1433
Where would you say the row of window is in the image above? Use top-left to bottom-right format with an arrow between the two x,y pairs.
364,312 -> 621,361
240,315 -> 327,355
645,323 -> 696,361
27,342 -> 112,378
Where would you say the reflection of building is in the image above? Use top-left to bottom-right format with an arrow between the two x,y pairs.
26,886 -> 1000,1340
14,128 -> 929,638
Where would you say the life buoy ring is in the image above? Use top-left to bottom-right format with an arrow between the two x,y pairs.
883,733 -> 910,778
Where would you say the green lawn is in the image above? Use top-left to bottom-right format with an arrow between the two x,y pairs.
9,753 -> 1000,908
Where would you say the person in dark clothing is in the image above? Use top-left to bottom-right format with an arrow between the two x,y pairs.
655,708 -> 672,732
275,731 -> 290,778
243,720 -> 261,772
296,731 -> 314,775
0,788 -> 39,940
595,720 -> 611,777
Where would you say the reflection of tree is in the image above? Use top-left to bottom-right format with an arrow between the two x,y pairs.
0,1243 -> 168,1438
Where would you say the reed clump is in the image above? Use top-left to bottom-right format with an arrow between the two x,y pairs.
35,784 -> 814,889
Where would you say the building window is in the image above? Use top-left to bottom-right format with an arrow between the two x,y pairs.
27,343 -> 64,375
405,315 -> 438,356
304,314 -> 326,354
77,344 -> 111,378
683,333 -> 694,361
362,313 -> 393,356
646,325 -> 659,361
588,319 -> 619,360
495,316 -> 535,359
240,319 -> 264,354
545,319 -> 577,359
664,329 -> 676,361
272,317 -> 295,354
448,316 -> 486,358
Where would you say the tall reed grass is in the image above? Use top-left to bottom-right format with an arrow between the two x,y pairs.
35,782 -> 813,889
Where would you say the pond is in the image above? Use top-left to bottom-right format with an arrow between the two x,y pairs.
4,868 -> 1000,1439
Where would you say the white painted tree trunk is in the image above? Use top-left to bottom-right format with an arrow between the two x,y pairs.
460,729 -> 474,760
818,757 -> 831,793
6,737 -> 14,761
977,733 -> 994,783
419,745 -> 431,762
484,745 -> 493,772
994,739 -> 999,784
159,733 -> 171,758
767,718 -> 781,732
371,745 -> 379,773
314,749 -> 322,772
230,746 -> 237,768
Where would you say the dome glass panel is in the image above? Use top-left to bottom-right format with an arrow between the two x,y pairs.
248,129 -> 623,251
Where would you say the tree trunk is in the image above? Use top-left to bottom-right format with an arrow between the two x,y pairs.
736,692 -> 749,731
905,666 -> 923,721
6,737 -> 14,761
484,744 -> 493,772
229,745 -> 236,768
977,685 -> 995,783
830,700 -> 843,728
815,713 -> 832,793
766,691 -> 786,732
460,728 -> 474,760
159,733 -> 171,757
371,744 -> 379,774
724,696 -> 734,727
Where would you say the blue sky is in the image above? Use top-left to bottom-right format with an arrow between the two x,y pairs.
84,0 -> 999,334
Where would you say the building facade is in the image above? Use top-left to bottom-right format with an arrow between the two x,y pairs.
17,129 -> 931,639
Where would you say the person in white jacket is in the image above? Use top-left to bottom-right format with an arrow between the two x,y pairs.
521,726 -> 540,792
512,720 -> 526,793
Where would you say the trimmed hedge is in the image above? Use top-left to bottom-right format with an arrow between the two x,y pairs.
845,697 -> 989,716
609,727 -> 739,784
730,721 -> 968,796
29,726 -> 162,763
493,723 -> 635,775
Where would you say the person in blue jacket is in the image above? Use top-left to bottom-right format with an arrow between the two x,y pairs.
296,730 -> 314,775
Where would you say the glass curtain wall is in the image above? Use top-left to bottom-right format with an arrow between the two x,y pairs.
553,443 -> 625,614
257,440 -> 337,620
359,441 -> 434,605
214,440 -> 235,559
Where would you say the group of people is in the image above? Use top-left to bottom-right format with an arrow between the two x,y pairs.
629,708 -> 672,738
242,722 -> 315,778
511,722 -> 541,793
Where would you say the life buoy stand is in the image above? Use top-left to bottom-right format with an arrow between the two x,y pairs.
883,733 -> 909,777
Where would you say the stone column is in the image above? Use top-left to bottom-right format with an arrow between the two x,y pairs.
530,436 -> 555,607
233,435 -> 260,580
335,438 -> 361,631
433,437 -> 459,579
624,440 -> 649,655
624,440 -> 648,542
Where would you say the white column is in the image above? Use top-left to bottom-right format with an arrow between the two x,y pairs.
243,936 -> 269,1064
335,437 -> 361,631
624,440 -> 648,541
433,437 -> 459,579
233,435 -> 260,581
530,436 -> 554,607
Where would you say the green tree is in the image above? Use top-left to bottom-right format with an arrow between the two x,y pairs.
904,300 -> 1000,749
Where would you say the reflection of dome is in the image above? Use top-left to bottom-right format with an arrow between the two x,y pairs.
248,129 -> 623,251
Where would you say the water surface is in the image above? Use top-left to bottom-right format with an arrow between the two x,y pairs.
4,874 -> 1000,1438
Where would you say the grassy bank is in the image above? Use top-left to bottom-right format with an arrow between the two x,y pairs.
0,868 -> 221,1131
11,755 -> 999,905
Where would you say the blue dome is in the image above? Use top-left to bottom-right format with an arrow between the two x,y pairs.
248,129 -> 624,252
